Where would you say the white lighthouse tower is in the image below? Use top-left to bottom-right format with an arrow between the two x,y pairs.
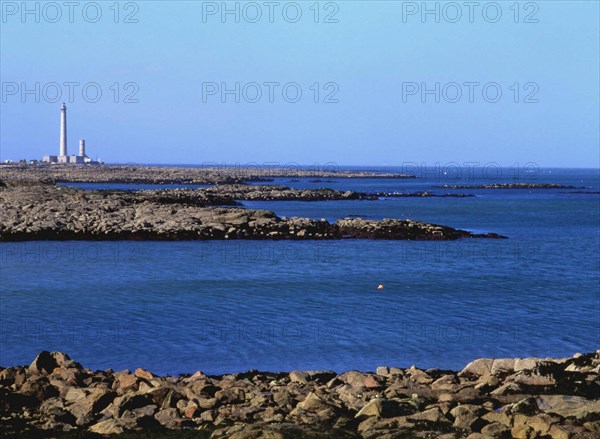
42,103 -> 100,164
58,103 -> 68,162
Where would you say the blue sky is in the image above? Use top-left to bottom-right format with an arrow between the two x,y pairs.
1,1 -> 598,167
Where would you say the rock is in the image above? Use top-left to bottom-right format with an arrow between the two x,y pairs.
450,404 -> 483,430
288,371 -> 308,384
547,425 -> 571,439
68,388 -> 115,425
536,395 -> 600,419
525,414 -> 559,435
154,407 -> 182,428
355,399 -> 385,419
354,398 -> 414,420
88,418 -> 124,435
408,407 -> 449,424
481,421 -> 510,437
460,358 -> 494,379
134,368 -> 154,380
482,410 -> 512,427
376,366 -> 390,376
18,376 -> 58,400
406,366 -> 433,384
514,358 -> 543,372
510,397 -> 539,415
431,374 -> 460,390
491,359 -> 515,376
3,350 -> 599,437
338,371 -> 369,389
364,375 -> 386,389
215,387 -> 245,404
114,393 -> 153,417
183,403 -> 201,419
115,374 -> 138,392
29,351 -> 79,375
511,424 -> 537,439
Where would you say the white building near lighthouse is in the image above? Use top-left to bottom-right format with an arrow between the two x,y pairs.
42,103 -> 99,164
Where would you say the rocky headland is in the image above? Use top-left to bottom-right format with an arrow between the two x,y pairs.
0,164 -> 415,185
0,182 -> 504,241
1,351 -> 599,438
436,184 -> 581,190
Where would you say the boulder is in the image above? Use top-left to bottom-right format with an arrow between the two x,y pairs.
450,404 -> 484,430
460,359 -> 494,379
88,418 -> 124,435
154,407 -> 183,429
29,351 -> 80,375
355,398 -> 415,420
18,376 -> 58,400
288,371 -> 308,384
68,388 -> 115,425
536,395 -> 600,419
114,393 -> 154,418
134,368 -> 155,380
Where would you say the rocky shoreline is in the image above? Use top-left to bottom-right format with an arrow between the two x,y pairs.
436,184 -> 581,190
1,351 -> 598,438
0,183 -> 504,242
0,164 -> 415,185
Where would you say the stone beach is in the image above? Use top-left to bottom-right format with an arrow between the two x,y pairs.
1,351 -> 598,438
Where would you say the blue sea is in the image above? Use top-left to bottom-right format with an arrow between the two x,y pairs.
1,167 -> 599,375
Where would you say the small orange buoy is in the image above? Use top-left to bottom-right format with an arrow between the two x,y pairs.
377,284 -> 384,290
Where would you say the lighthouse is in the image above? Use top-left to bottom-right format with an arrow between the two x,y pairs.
59,102 -> 67,158
42,104 -> 101,164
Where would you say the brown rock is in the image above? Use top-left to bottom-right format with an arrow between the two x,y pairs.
183,403 -> 201,419
510,397 -> 539,415
548,425 -> 570,439
450,404 -> 483,430
537,395 -> 600,419
526,414 -> 558,435
288,370 -> 308,384
408,406 -> 449,424
406,366 -> 433,385
482,410 -> 512,427
481,421 -> 510,437
431,374 -> 459,390
115,374 -> 138,392
154,407 -> 182,428
197,397 -> 219,410
19,376 -> 58,400
338,371 -> 369,389
68,388 -> 115,425
88,418 -> 124,435
134,368 -> 154,380
491,359 -> 515,376
215,387 -> 245,404
460,358 -> 494,379
514,358 -> 543,372
376,366 -> 390,376
511,424 -> 537,439
114,393 -> 154,417
28,351 -> 80,375
364,375 -> 385,389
